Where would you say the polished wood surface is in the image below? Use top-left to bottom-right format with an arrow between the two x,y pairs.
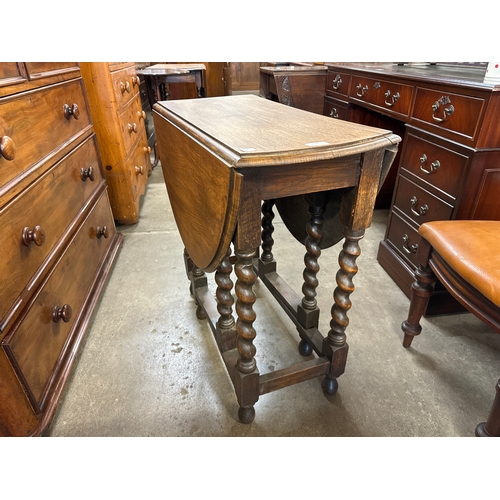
81,62 -> 152,225
0,63 -> 121,436
153,94 -> 400,423
324,63 -> 500,315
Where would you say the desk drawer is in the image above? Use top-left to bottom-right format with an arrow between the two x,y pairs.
325,71 -> 351,98
324,96 -> 349,120
386,210 -> 420,268
0,78 -> 91,191
4,190 -> 116,407
411,87 -> 486,142
349,75 -> 414,118
400,129 -> 471,199
119,94 -> 146,156
0,135 -> 103,325
111,64 -> 140,109
394,175 -> 454,225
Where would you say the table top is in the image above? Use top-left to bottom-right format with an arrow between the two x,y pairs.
260,65 -> 328,74
136,63 -> 206,76
154,94 -> 400,168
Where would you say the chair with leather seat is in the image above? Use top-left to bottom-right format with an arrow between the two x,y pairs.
401,220 -> 500,437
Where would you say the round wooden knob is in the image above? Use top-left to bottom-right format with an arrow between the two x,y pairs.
135,165 -> 144,175
52,304 -> 72,323
132,76 -> 138,86
128,123 -> 138,134
143,146 -> 151,154
96,225 -> 109,239
120,81 -> 131,94
22,225 -> 46,246
0,135 -> 16,161
137,110 -> 146,120
63,103 -> 80,120
80,166 -> 95,182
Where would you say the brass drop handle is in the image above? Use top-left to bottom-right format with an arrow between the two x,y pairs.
63,103 -> 80,120
96,225 -> 108,239
137,110 -> 146,121
52,304 -> 72,323
0,135 -> 16,161
329,108 -> 339,119
120,81 -> 131,94
402,234 -> 418,254
384,90 -> 400,107
80,166 -> 95,182
143,146 -> 151,154
419,154 -> 440,174
410,196 -> 429,217
356,84 -> 368,97
22,225 -> 46,246
432,96 -> 454,122
128,123 -> 138,134
332,74 -> 342,90
135,165 -> 144,175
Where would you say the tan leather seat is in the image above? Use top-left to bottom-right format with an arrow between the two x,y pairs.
419,220 -> 500,307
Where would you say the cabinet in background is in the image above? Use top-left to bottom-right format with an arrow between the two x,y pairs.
0,62 -> 122,436
80,62 -> 152,225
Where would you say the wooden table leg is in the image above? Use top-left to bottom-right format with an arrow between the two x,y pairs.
475,379 -> 500,437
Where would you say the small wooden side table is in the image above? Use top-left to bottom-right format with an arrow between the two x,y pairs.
153,95 -> 400,423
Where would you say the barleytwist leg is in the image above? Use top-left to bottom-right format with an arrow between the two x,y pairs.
297,199 -> 326,354
216,246 -> 235,331
235,248 -> 258,423
322,229 -> 363,394
261,200 -> 275,264
401,265 -> 436,348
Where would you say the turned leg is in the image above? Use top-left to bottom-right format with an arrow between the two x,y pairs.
475,379 -> 500,437
259,199 -> 276,274
298,195 -> 326,354
322,229 -> 363,394
401,265 -> 437,348
184,248 -> 208,320
234,248 -> 259,423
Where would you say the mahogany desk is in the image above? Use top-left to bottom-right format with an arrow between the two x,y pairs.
152,95 -> 400,423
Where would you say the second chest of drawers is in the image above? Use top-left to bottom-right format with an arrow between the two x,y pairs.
80,62 -> 152,225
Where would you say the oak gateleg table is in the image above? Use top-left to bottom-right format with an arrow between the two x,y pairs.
152,95 -> 400,423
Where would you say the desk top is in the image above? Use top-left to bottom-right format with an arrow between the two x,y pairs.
153,94 -> 400,168
136,63 -> 206,76
260,65 -> 328,75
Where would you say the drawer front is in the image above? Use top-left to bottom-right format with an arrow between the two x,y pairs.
129,138 -> 151,201
325,71 -> 351,98
400,131 -> 470,199
0,63 -> 27,87
386,211 -> 420,268
24,63 -> 79,80
5,190 -> 116,406
411,87 -> 486,142
119,94 -> 146,156
349,75 -> 414,117
0,78 -> 91,191
324,96 -> 348,120
111,64 -> 140,109
394,176 -> 454,225
0,136 -> 103,324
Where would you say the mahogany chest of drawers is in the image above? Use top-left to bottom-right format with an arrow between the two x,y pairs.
80,62 -> 152,225
324,63 -> 500,314
0,62 -> 122,435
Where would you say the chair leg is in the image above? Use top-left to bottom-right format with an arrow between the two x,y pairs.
475,379 -> 500,437
401,264 -> 437,348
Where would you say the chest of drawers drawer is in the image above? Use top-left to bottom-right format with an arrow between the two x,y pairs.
325,71 -> 351,98
3,189 -> 116,409
349,75 -> 414,118
111,65 -> 140,109
411,87 -> 486,144
0,78 -> 91,196
119,94 -> 146,156
400,128 -> 472,201
0,135 -> 103,328
129,137 -> 151,201
394,175 -> 454,224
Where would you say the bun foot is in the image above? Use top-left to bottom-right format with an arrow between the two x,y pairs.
238,405 -> 255,424
298,339 -> 313,357
196,305 -> 207,320
322,376 -> 338,395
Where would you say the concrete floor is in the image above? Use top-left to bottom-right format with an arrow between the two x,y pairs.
48,160 -> 500,438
